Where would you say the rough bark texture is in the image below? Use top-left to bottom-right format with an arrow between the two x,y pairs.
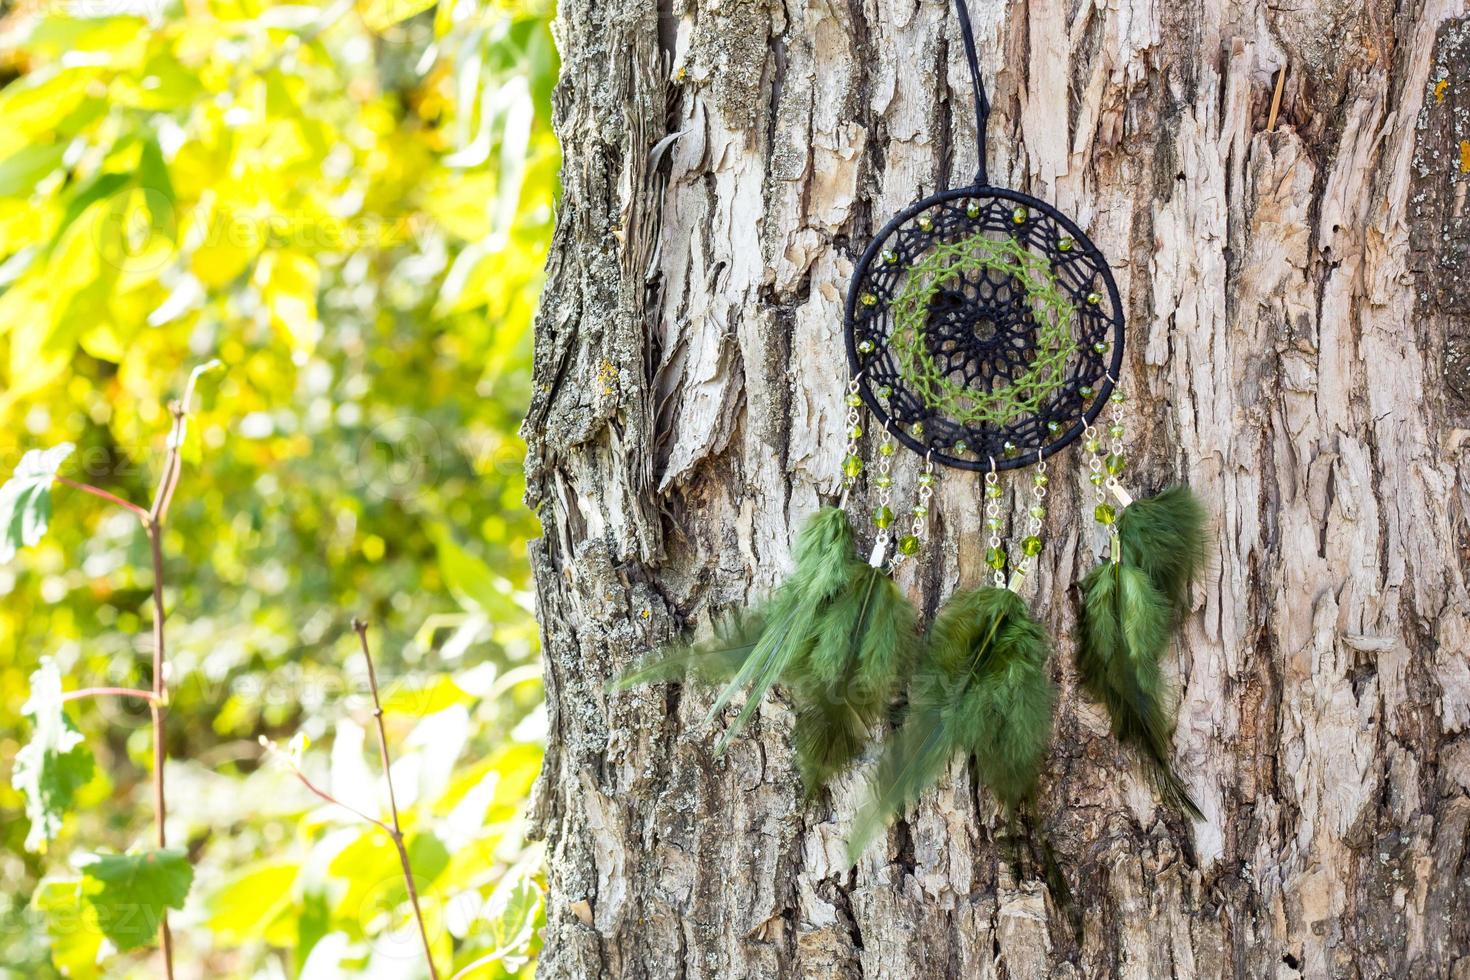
523,0 -> 1470,976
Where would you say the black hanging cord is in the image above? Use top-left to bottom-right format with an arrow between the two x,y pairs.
951,0 -> 990,187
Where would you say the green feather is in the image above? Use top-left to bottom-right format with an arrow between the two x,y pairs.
1077,561 -> 1203,819
790,690 -> 871,797
794,564 -> 917,793
845,700 -> 952,862
848,586 -> 1055,863
614,506 -> 914,794
931,588 -> 1055,810
1117,485 -> 1209,615
706,507 -> 860,751
610,615 -> 761,690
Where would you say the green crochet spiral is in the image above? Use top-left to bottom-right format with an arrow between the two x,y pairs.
889,233 -> 1077,427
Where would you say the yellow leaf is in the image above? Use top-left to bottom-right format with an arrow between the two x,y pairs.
0,67 -> 96,153
187,199 -> 262,288
1,278 -> 67,400
357,0 -> 439,33
255,250 -> 321,353
79,322 -> 128,363
205,860 -> 300,946
32,877 -> 103,978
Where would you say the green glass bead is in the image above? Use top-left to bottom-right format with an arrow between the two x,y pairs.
877,385 -> 893,399
842,455 -> 863,478
953,441 -> 969,453
1029,504 -> 1047,519
881,249 -> 898,265
1094,502 -> 1117,525
1108,423 -> 1125,439
1105,452 -> 1125,475
874,505 -> 895,529
986,546 -> 1007,570
878,441 -> 895,456
966,202 -> 981,218
911,422 -> 925,437
847,393 -> 863,407
848,424 -> 863,439
917,215 -> 934,231
1079,385 -> 1095,398
1086,291 -> 1102,305
1033,473 -> 1049,487
985,483 -> 1002,499
1011,206 -> 1028,224
1089,472 -> 1106,486
917,472 -> 937,488
860,292 -> 878,307
1110,390 -> 1126,404
1003,440 -> 1018,455
1021,534 -> 1043,557
898,534 -> 920,556
1084,438 -> 1101,453
1046,420 -> 1061,434
875,474 -> 893,489
913,503 -> 930,518
1058,236 -> 1074,252
986,516 -> 1003,531
858,340 -> 875,354
1092,341 -> 1108,354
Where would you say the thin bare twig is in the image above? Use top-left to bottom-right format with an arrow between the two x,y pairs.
1267,64 -> 1287,131
60,687 -> 158,705
142,360 -> 214,978
53,477 -> 152,523
279,760 -> 394,835
354,618 -> 441,980
145,402 -> 187,980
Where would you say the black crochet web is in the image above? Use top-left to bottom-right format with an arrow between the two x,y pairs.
840,0 -> 1126,472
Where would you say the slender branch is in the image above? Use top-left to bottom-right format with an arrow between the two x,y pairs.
145,520 -> 174,977
276,757 -> 394,835
354,619 -> 441,980
150,404 -> 187,524
60,687 -> 158,705
142,370 -> 210,980
53,477 -> 151,523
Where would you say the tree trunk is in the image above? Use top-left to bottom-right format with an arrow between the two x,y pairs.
523,0 -> 1470,976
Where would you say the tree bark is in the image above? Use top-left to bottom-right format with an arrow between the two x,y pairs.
523,0 -> 1470,976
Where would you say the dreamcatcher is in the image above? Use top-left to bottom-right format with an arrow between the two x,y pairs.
620,0 -> 1208,855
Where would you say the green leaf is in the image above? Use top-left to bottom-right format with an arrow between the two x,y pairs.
0,442 -> 75,562
480,871 -> 542,969
50,170 -> 132,252
0,142 -> 65,198
429,524 -> 523,620
32,877 -> 103,978
12,656 -> 94,852
74,849 -> 194,952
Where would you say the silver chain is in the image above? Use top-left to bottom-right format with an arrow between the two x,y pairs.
984,465 -> 1004,588
842,379 -> 863,490
888,457 -> 936,572
1007,459 -> 1047,586
873,429 -> 894,558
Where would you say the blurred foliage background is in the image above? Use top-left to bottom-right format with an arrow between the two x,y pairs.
0,0 -> 557,975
